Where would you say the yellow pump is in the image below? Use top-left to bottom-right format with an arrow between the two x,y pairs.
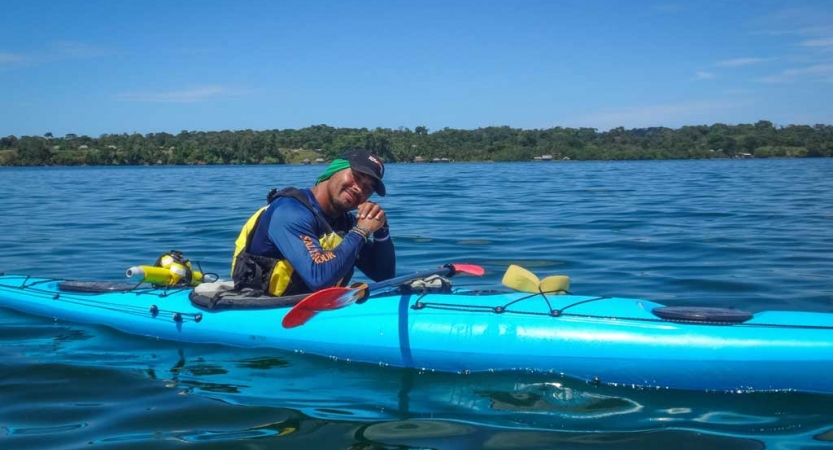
126,250 -> 204,287
126,265 -> 204,286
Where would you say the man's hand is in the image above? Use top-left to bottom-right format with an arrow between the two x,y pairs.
356,201 -> 387,233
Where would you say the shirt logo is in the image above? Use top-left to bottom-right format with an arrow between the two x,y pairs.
301,235 -> 336,264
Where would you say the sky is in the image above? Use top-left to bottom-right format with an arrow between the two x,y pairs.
1,0 -> 832,137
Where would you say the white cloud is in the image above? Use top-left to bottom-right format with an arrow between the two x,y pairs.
653,3 -> 686,12
752,8 -> 833,47
757,75 -> 789,83
801,37 -> 833,48
0,52 -> 31,64
50,41 -> 111,59
759,63 -> 833,83
797,26 -> 833,37
784,64 -> 833,75
693,71 -> 716,80
754,8 -> 832,31
0,42 -> 109,68
115,85 -> 247,103
724,89 -> 752,95
716,57 -> 772,67
569,100 -> 744,130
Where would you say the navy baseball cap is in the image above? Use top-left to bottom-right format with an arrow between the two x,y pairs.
340,149 -> 386,196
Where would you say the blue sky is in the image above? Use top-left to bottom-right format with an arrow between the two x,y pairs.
1,0 -> 831,137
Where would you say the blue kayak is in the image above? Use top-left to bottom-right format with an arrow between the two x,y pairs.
1,273 -> 832,394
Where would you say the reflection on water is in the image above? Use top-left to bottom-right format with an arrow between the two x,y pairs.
478,386 -> 641,417
0,314 -> 831,450
87,417 -> 302,444
3,314 -> 832,449
348,423 -> 769,450
235,356 -> 290,370
4,422 -> 90,436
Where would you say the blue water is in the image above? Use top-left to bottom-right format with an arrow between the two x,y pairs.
1,159 -> 832,449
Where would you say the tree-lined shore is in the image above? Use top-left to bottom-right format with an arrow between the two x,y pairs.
1,121 -> 831,166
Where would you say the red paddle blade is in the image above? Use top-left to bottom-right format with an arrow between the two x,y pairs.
300,286 -> 365,310
281,285 -> 368,328
281,307 -> 318,329
451,263 -> 485,276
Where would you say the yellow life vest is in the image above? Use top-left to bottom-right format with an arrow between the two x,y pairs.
231,188 -> 343,296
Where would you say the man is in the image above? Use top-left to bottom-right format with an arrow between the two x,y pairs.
232,149 -> 395,296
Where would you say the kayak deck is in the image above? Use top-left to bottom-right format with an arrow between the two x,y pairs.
2,274 -> 833,393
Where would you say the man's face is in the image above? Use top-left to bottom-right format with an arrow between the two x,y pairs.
327,168 -> 375,213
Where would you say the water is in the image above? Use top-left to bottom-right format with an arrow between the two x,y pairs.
1,159 -> 832,449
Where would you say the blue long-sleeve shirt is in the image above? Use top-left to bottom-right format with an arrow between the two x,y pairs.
249,188 -> 395,294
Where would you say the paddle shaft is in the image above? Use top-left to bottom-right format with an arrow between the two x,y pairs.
364,264 -> 455,294
280,263 -> 483,328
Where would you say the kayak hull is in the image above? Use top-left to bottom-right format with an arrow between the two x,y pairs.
1,274 -> 832,393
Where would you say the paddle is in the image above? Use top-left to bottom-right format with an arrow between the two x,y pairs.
281,263 -> 485,328
501,264 -> 570,294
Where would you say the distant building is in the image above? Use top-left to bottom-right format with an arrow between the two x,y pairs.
414,156 -> 425,163
314,157 -> 325,163
541,154 -> 553,161
301,158 -> 311,165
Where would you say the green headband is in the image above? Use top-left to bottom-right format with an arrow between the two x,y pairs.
315,159 -> 351,185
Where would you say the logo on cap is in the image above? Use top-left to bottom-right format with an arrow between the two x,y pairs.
368,155 -> 384,175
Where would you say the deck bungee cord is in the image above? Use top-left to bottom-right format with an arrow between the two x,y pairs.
0,275 -> 204,323
4,271 -> 833,331
411,291 -> 833,330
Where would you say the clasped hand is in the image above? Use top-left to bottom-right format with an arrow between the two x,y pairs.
356,201 -> 387,233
